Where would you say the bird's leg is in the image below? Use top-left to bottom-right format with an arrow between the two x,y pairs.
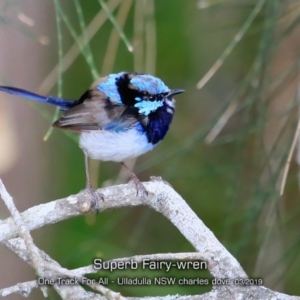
120,162 -> 148,201
84,151 -> 103,210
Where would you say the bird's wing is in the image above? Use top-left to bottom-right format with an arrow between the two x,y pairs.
52,88 -> 143,132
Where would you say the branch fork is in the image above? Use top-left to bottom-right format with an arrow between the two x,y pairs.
0,178 -> 299,299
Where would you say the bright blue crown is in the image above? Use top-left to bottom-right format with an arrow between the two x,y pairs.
130,74 -> 169,95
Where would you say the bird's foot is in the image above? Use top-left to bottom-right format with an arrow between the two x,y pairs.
120,162 -> 148,202
130,176 -> 148,203
86,184 -> 104,212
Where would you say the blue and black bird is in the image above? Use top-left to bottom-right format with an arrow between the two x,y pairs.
0,72 -> 184,203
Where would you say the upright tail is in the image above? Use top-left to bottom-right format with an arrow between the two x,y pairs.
0,86 -> 77,109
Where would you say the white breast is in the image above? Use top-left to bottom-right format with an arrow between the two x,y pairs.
79,129 -> 155,162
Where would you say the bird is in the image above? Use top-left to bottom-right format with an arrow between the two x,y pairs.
0,72 -> 184,206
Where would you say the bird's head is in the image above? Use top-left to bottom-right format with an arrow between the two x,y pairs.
97,72 -> 184,116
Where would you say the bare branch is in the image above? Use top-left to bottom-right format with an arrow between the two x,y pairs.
0,178 -> 246,279
0,179 -> 46,276
0,182 -> 127,300
1,178 -> 300,299
3,236 -> 126,299
0,280 -> 38,298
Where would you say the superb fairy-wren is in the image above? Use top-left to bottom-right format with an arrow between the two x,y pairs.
0,72 -> 183,205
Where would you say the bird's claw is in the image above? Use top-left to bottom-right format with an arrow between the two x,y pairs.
86,185 -> 104,212
130,176 -> 148,203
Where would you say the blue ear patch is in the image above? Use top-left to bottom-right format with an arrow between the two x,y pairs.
97,72 -> 124,103
134,100 -> 164,115
130,75 -> 169,95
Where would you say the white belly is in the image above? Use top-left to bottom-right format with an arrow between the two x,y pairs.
79,129 -> 155,162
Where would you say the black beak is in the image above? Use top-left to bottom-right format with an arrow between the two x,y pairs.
168,89 -> 184,97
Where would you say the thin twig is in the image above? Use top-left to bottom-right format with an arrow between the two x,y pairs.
279,117 -> 300,195
196,0 -> 265,89
2,230 -> 126,299
98,0 -> 133,52
101,0 -> 132,75
204,98 -> 239,144
0,179 -> 44,275
37,0 -> 121,94
0,280 -> 39,298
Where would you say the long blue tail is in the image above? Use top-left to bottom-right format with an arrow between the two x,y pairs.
0,86 -> 76,109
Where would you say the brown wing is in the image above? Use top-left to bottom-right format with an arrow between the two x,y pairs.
52,78 -> 141,132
